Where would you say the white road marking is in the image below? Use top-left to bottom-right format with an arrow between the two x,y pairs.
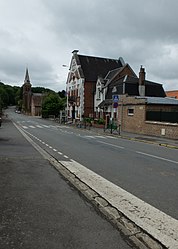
22,126 -> 28,129
60,159 -> 178,248
84,135 -> 95,139
13,122 -> 178,248
29,125 -> 36,128
58,152 -> 63,155
136,151 -> 178,164
53,149 -> 57,152
36,125 -> 43,128
97,140 -> 124,149
56,125 -> 70,128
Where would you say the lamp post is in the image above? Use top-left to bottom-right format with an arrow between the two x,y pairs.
62,64 -> 69,122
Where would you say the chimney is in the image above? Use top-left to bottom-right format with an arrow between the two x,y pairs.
139,65 -> 146,96
139,65 -> 146,85
72,50 -> 79,54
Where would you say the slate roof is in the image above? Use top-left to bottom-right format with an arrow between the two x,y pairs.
32,93 -> 42,106
77,54 -> 123,82
105,67 -> 124,80
144,96 -> 178,105
24,68 -> 31,84
105,75 -> 166,99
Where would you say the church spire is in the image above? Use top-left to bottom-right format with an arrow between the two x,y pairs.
24,68 -> 30,84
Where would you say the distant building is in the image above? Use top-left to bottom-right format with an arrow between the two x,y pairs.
166,90 -> 178,99
118,95 -> 178,139
22,68 -> 42,116
66,50 -> 127,120
66,51 -> 178,139
95,65 -> 166,121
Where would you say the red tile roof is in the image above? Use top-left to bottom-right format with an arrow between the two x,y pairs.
166,90 -> 178,99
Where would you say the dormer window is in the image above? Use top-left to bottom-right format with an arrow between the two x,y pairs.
112,86 -> 117,93
97,87 -> 101,99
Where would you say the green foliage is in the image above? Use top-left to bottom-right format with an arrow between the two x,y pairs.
0,81 -> 66,115
42,92 -> 66,118
83,117 -> 93,123
32,87 -> 55,94
96,118 -> 105,125
0,82 -> 21,109
0,86 -> 9,108
58,90 -> 66,98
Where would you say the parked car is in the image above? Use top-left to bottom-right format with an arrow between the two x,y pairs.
15,110 -> 21,114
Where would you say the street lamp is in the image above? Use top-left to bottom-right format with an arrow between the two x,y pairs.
62,65 -> 69,122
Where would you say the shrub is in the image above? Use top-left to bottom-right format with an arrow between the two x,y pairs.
97,118 -> 105,125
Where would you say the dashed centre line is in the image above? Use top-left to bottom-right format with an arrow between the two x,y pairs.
136,151 -> 178,164
97,140 -> 124,149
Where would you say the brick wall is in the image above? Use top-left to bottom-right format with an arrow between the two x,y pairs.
118,96 -> 178,139
84,81 -> 95,117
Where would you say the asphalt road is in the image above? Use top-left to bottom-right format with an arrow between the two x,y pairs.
8,108 -> 178,221
0,113 -> 135,249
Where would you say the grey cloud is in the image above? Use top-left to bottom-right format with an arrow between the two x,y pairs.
1,0 -> 178,91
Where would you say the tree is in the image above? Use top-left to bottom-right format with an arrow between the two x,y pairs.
0,85 -> 9,108
32,87 -> 55,94
42,92 -> 66,118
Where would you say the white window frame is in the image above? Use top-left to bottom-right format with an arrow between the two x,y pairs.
128,108 -> 134,116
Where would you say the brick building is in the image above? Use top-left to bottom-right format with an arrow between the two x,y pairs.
166,90 -> 178,99
96,66 -> 166,122
66,50 -> 126,120
118,95 -> 178,139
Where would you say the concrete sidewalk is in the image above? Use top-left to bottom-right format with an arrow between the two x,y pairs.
72,123 -> 178,149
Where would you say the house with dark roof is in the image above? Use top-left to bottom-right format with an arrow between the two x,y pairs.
95,66 -> 166,121
66,51 -> 178,138
94,63 -> 138,119
66,50 -> 126,120
94,64 -> 178,139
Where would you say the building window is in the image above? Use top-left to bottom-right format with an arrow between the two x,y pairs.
128,108 -> 134,116
97,87 -> 101,99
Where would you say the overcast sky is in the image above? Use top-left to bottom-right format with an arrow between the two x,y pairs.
0,0 -> 178,92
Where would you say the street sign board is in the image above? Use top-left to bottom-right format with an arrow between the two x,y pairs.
113,102 -> 118,108
112,95 -> 119,103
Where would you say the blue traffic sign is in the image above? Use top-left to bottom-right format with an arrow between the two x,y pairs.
112,95 -> 119,102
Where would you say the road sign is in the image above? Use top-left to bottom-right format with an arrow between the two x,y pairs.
113,102 -> 118,108
112,95 -> 119,103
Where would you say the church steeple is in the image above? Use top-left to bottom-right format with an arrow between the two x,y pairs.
22,67 -> 32,114
24,67 -> 30,84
